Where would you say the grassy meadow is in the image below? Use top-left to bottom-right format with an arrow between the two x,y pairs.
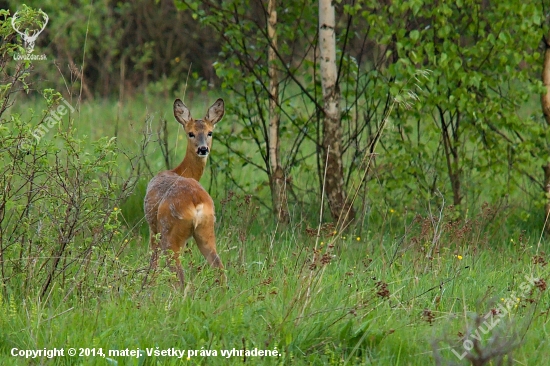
1,93 -> 550,366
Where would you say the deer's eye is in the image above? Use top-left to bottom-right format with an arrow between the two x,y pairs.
207,131 -> 213,137
188,132 -> 195,138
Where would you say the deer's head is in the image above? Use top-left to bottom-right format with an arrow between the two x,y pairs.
173,98 -> 225,158
11,10 -> 49,54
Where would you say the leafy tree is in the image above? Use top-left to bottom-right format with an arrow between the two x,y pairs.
356,0 -> 546,215
267,0 -> 290,222
540,5 -> 550,232
175,0 -> 329,221
0,8 -> 141,297
319,0 -> 355,225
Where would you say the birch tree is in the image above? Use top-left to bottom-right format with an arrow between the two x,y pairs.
319,0 -> 355,225
267,0 -> 289,222
542,26 -> 550,233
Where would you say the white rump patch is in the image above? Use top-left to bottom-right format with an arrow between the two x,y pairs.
193,203 -> 204,229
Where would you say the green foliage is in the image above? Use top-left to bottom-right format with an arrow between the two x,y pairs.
171,0 -> 550,224
348,0 -> 547,215
5,0 -> 549,224
175,0 -> 330,215
0,105 -> 138,297
0,8 -> 141,298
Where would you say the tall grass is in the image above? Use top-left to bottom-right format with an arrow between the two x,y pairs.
2,181 -> 549,365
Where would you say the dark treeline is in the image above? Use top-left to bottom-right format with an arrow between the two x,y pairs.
6,0 -> 222,98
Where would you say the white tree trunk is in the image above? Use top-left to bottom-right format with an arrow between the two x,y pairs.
541,30 -> 550,233
268,0 -> 289,222
542,31 -> 550,126
319,0 -> 354,225
319,0 -> 339,123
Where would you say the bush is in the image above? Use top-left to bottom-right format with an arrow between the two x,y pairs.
0,8 -> 141,299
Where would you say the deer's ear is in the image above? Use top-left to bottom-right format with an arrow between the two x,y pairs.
205,98 -> 224,125
174,99 -> 191,126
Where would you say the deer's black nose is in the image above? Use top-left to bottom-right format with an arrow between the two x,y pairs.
198,146 -> 209,155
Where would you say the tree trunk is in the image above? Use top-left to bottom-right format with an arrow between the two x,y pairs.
318,0 -> 355,226
541,30 -> 550,233
441,118 -> 462,207
544,165 -> 550,232
267,0 -> 289,223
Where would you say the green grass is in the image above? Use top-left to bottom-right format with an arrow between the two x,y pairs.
2,95 -> 550,365
1,206 -> 549,365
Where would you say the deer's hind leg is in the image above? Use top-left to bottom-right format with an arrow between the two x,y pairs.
193,212 -> 227,285
161,220 -> 194,289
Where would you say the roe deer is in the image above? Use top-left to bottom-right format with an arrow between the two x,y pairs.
144,98 -> 226,288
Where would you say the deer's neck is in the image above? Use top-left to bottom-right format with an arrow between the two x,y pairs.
171,147 -> 207,181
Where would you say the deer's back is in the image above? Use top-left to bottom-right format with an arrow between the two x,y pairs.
144,171 -> 213,231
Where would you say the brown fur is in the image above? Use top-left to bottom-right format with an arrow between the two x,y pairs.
144,98 -> 226,288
